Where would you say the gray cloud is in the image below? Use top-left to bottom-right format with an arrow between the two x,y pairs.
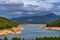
0,0 -> 60,18
0,0 -> 23,4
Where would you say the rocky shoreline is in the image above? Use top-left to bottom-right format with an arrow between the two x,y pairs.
0,26 -> 24,36
41,26 -> 60,30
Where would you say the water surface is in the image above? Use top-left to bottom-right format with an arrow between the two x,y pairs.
0,24 -> 60,40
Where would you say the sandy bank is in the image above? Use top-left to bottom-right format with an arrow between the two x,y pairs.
41,26 -> 60,30
0,26 -> 24,36
23,24 -> 43,26
24,24 -> 36,26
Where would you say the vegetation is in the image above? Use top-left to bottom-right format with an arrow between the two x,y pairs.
35,37 -> 60,40
2,37 -> 60,40
47,18 -> 60,27
0,17 -> 18,29
3,37 -> 8,40
12,37 -> 21,40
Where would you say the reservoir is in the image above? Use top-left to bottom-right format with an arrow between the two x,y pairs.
0,24 -> 60,40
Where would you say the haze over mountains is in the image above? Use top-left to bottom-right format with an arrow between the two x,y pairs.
11,13 -> 60,24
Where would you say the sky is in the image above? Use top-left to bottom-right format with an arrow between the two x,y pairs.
0,0 -> 60,18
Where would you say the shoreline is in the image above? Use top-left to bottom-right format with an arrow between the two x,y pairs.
0,24 -> 41,36
0,25 -> 24,36
41,26 -> 60,30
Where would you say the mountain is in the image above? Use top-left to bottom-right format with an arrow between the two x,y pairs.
11,13 -> 60,24
0,17 -> 18,29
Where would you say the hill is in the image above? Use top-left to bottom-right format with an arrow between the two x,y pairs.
0,17 -> 18,29
47,18 -> 60,27
11,13 -> 59,24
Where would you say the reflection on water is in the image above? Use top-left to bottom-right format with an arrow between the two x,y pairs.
0,24 -> 60,40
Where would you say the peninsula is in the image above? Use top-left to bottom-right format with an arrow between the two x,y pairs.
41,18 -> 60,30
0,17 -> 24,36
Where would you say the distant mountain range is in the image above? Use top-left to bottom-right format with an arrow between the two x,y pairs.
11,13 -> 60,24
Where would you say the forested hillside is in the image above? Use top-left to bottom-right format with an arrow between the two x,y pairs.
47,18 -> 60,27
0,17 -> 18,29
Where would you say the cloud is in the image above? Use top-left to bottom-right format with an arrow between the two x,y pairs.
25,12 -> 34,14
30,0 -> 60,3
0,0 -> 23,4
0,0 -> 60,18
23,0 -> 60,8
42,0 -> 60,3
0,0 -> 58,12
16,12 -> 23,14
22,0 -> 60,14
22,0 -> 54,10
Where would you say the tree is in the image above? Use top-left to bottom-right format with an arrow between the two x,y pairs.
12,37 -> 21,40
3,37 -> 8,40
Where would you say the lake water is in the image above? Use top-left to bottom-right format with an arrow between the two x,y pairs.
0,24 -> 60,40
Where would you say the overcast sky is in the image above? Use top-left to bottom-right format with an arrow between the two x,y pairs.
22,0 -> 60,15
0,0 -> 60,18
